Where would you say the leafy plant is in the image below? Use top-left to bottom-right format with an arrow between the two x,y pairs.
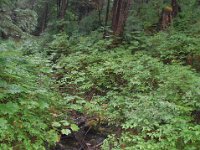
53,40 -> 200,149
147,32 -> 200,65
0,40 -> 67,149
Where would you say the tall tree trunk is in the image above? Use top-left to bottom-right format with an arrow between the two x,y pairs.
171,0 -> 181,17
91,0 -> 105,25
57,0 -> 68,32
34,1 -> 49,35
198,0 -> 200,5
158,7 -> 173,30
158,0 -> 181,30
98,9 -> 102,25
105,0 -> 111,27
111,0 -> 131,37
104,0 -> 111,38
57,0 -> 68,19
40,3 -> 49,33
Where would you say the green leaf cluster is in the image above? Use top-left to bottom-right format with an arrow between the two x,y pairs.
53,37 -> 200,149
0,40 -> 64,149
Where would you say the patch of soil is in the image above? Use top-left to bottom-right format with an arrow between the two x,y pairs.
50,112 -> 109,150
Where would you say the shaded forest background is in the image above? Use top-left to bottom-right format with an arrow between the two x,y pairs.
1,0 -> 200,149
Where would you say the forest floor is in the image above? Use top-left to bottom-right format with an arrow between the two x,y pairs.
2,31 -> 200,149
52,111 -> 109,150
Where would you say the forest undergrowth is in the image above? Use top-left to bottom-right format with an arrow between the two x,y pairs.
2,30 -> 200,149
47,31 -> 200,150
1,0 -> 200,149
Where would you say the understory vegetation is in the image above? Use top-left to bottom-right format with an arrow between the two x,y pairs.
0,41 -> 65,149
1,0 -> 200,150
48,32 -> 200,150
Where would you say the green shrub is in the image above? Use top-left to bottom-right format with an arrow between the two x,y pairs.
13,9 -> 38,33
54,44 -> 200,149
78,11 -> 101,34
0,41 -> 65,149
147,32 -> 200,64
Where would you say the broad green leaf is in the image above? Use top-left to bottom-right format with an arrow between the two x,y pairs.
70,124 -> 79,132
61,129 -> 71,135
60,120 -> 70,126
52,122 -> 61,127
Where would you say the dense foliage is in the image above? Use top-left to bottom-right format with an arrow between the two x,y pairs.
1,0 -> 200,149
0,41 -> 62,149
50,34 -> 200,149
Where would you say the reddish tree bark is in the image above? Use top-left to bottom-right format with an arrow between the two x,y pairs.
112,0 -> 131,37
158,0 -> 181,30
158,7 -> 173,30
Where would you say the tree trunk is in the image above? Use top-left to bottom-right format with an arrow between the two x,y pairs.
57,0 -> 68,19
40,3 -> 49,33
112,0 -> 131,37
34,1 -> 49,35
171,0 -> 181,17
198,0 -> 200,5
158,0 -> 181,30
103,0 -> 111,38
158,7 -> 173,30
98,9 -> 102,25
92,0 -> 105,25
105,0 -> 111,27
